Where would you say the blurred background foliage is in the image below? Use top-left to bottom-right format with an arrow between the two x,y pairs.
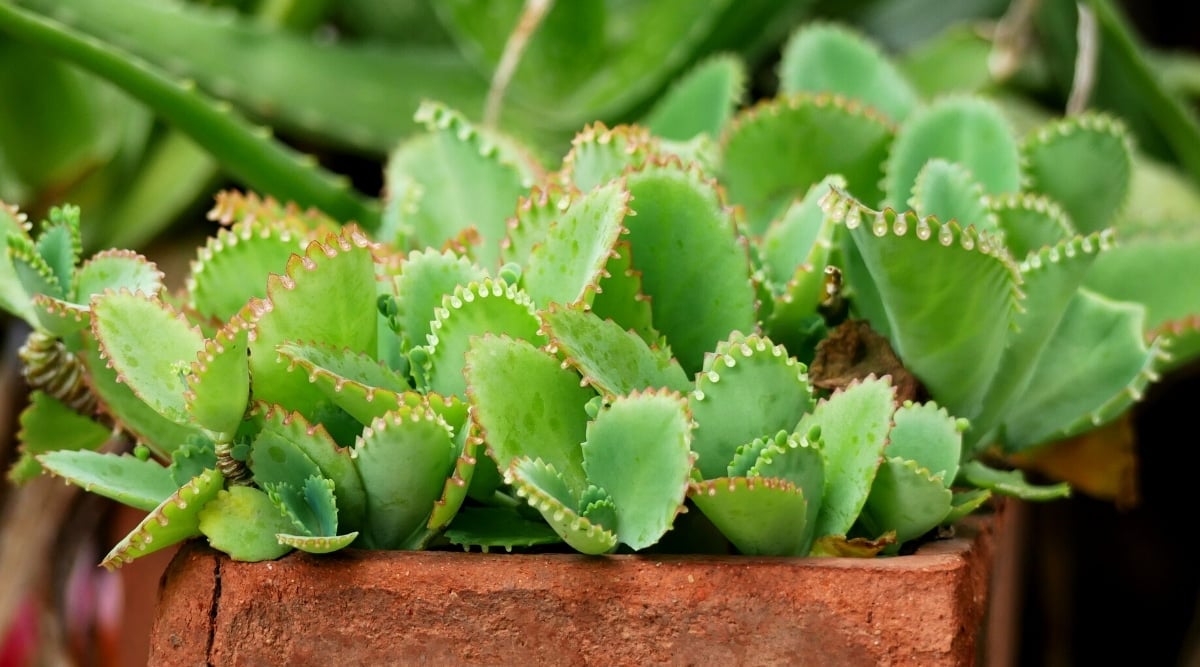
1,0 -> 1199,665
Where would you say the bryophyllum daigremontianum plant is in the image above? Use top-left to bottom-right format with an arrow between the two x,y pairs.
4,22 -> 1191,567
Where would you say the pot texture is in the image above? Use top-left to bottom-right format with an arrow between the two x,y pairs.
149,514 -> 999,666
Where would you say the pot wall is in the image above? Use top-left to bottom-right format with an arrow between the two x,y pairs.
150,514 -> 998,666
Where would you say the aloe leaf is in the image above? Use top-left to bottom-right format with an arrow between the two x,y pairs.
559,124 -> 660,194
392,248 -> 487,354
959,460 -> 1071,501
521,180 -> 629,308
9,391 -> 110,482
103,468 -> 224,569
0,2 -> 379,227
542,305 -> 690,398
423,279 -> 544,397
465,335 -> 594,497
1000,289 -> 1167,452
507,457 -> 617,555
800,376 -> 895,538
909,158 -> 998,234
778,22 -> 919,123
15,0 -> 497,154
989,194 -> 1077,258
198,484 -> 295,562
886,401 -> 965,487
624,162 -> 758,372
434,0 -> 730,125
91,290 -> 205,425
721,94 -> 894,233
246,226 -> 378,419
859,457 -> 953,544
1021,113 -> 1133,233
385,102 -> 535,266
589,240 -> 657,345
443,506 -> 562,551
580,390 -> 692,550
642,54 -> 746,141
688,477 -> 810,556
690,334 -> 813,480
352,408 -> 456,549
884,96 -> 1021,209
247,404 -> 367,534
37,450 -> 176,512
829,190 -> 1019,422
187,220 -> 307,322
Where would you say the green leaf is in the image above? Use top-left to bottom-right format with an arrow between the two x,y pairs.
385,102 -> 534,267
581,390 -> 693,550
275,341 -> 412,425
9,391 -> 110,483
465,335 -> 594,498
443,506 -> 562,552
885,401 -> 964,487
779,22 -> 919,123
909,159 -> 998,234
746,429 -> 825,554
37,450 -> 176,512
799,376 -> 895,538
859,457 -> 953,544
642,54 -> 746,141
187,219 -> 307,322
521,180 -> 629,309
989,194 -> 1077,259
721,93 -> 894,233
73,250 -> 165,304
624,162 -> 758,372
959,460 -> 1071,501
90,291 -> 205,425
558,125 -> 660,194
352,407 -> 456,549
507,457 -> 618,555
265,474 -> 340,537
541,305 -> 690,398
391,248 -> 487,353
690,333 -> 813,480
1021,113 -> 1133,234
589,240 -> 658,345
689,477 -> 810,556
422,279 -> 544,397
427,436 -> 480,532
103,468 -> 224,569
884,96 -> 1021,209
185,323 -> 250,437
276,532 -> 358,554
0,201 -> 36,322
198,484 -> 296,562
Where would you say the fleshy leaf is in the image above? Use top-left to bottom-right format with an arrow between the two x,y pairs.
624,161 -> 758,372
9,391 -> 110,483
422,279 -> 545,397
559,124 -> 659,194
275,532 -> 358,554
799,376 -> 895,538
391,248 -> 487,353
466,335 -> 594,498
909,159 -> 998,234
886,401 -> 965,488
187,218 -> 307,322
351,407 -> 456,549
184,322 -> 250,437
581,390 -> 693,550
688,477 -> 810,556
73,249 -> 164,305
103,468 -> 224,569
91,290 -> 205,425
542,304 -> 690,398
884,96 -> 1021,209
276,341 -> 411,425
642,54 -> 746,141
37,450 -> 176,512
959,460 -> 1071,501
942,488 -> 993,525
1021,113 -> 1133,233
589,240 -> 657,344
427,435 -> 480,532
721,93 -> 894,233
168,438 -> 217,488
443,506 -> 563,552
521,180 -> 629,309
859,457 -> 953,544
507,457 -> 618,555
778,22 -> 918,123
198,485 -> 295,562
690,333 -> 813,480
747,429 -> 825,554
989,193 -> 1077,258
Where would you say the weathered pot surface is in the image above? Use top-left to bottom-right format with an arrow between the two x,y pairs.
149,512 -> 1001,666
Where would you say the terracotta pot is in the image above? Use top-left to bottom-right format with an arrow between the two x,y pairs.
149,512 -> 1003,666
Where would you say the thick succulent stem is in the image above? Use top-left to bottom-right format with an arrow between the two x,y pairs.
18,330 -> 96,416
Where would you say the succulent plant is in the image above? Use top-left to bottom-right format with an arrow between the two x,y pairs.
5,14 -> 1200,570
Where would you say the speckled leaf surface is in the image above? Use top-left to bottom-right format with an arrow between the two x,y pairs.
185,323 -> 249,437
689,477 -> 810,556
186,219 -> 306,321
103,468 -> 224,569
37,450 -> 176,512
276,342 -> 411,426
391,248 -> 487,353
885,401 -> 964,486
198,484 -> 295,562
559,124 -> 659,194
